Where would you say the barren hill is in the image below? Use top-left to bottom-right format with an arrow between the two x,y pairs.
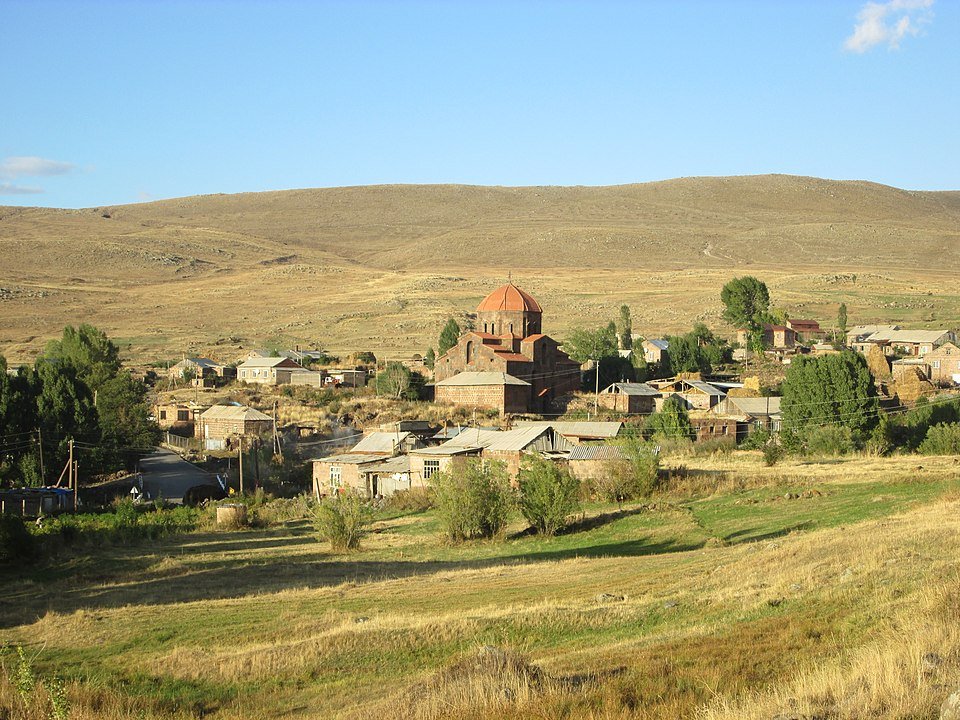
2,174 -> 959,362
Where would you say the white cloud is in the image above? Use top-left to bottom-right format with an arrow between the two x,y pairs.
0,183 -> 44,195
844,0 -> 934,53
0,156 -> 76,179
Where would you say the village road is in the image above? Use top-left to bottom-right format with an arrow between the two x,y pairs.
138,448 -> 216,504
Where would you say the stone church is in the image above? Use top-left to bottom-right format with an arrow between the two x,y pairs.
433,282 -> 581,414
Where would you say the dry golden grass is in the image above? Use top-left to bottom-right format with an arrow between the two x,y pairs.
2,175 -> 960,364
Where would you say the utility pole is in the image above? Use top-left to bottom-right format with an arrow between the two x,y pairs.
238,437 -> 244,495
594,358 -> 600,416
36,428 -> 45,486
68,438 -> 76,510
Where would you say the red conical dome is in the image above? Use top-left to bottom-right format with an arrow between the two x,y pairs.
477,283 -> 542,313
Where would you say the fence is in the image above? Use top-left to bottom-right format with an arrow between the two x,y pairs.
163,432 -> 198,453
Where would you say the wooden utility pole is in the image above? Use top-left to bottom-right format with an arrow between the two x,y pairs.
238,437 -> 244,495
594,358 -> 600,416
36,428 -> 45,485
68,439 -> 76,510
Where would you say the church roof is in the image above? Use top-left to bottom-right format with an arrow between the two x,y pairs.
477,283 -> 543,313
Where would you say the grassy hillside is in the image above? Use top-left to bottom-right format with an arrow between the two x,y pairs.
3,453 -> 960,719
2,175 -> 959,363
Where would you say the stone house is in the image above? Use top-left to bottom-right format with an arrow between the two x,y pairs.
350,430 -> 424,455
514,421 -> 624,444
712,396 -> 782,438
923,342 -> 960,385
311,453 -> 393,498
434,372 -> 532,415
237,356 -> 303,385
196,404 -> 274,451
168,357 -> 235,380
641,339 -> 669,365
407,445 -> 484,488
786,319 -> 825,342
850,327 -> 954,358
154,402 -> 206,434
738,325 -> 797,349
689,414 -> 739,442
651,379 -> 726,411
598,382 -> 661,414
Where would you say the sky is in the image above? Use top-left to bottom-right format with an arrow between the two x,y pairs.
2,0 -> 958,208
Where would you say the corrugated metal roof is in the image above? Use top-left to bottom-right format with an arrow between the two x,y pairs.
603,382 -> 661,396
485,426 -> 568,452
723,396 -> 782,417
685,380 -> 725,396
239,356 -> 302,368
645,339 -> 669,350
568,445 -> 628,461
410,445 -> 483,456
310,453 -> 393,464
351,431 -> 411,453
442,428 -> 504,448
199,405 -> 272,422
435,372 -> 531,387
516,421 -> 624,439
871,329 -> 953,344
362,455 -> 411,474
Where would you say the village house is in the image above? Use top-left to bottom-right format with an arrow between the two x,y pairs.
311,453 -> 393,498
195,404 -> 274,451
786,319 -> 825,342
350,430 -> 424,455
154,401 -> 206,434
892,357 -> 931,383
650,379 -> 726,410
434,371 -> 532,415
236,356 -> 303,385
641,339 -> 670,365
847,325 -> 900,351
598,382 -> 661,415
853,328 -> 956,358
712,396 -> 783,438
737,325 -> 797,349
514,420 -> 624,444
688,413 -> 739,442
565,444 -> 629,484
326,368 -> 368,387
923,342 -> 960,385
433,282 -> 581,414
407,445 -> 483,490
168,357 -> 235,381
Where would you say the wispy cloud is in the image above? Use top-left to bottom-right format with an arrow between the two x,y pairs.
0,156 -> 76,179
0,183 -> 44,195
844,0 -> 934,53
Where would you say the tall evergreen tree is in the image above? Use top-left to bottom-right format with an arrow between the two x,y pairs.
618,305 -> 633,350
781,351 -> 879,436
438,318 -> 461,356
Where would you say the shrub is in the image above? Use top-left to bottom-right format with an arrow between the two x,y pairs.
312,493 -> 372,551
384,487 -> 434,513
740,429 -> 773,451
0,514 -> 35,565
645,396 -> 695,441
517,455 -> 580,536
597,437 -> 661,503
762,442 -> 784,467
919,423 -> 960,455
804,425 -> 855,456
431,458 -> 512,541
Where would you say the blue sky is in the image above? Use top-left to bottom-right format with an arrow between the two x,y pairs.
2,0 -> 957,208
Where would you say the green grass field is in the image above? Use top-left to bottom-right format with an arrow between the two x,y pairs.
4,453 -> 960,719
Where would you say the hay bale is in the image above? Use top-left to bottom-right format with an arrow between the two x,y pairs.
216,503 -> 248,528
866,345 -> 891,380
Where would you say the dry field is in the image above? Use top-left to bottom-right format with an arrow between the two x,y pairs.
2,175 -> 960,365
3,453 -> 960,719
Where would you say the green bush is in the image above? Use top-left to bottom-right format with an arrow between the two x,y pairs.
431,458 -> 512,541
0,514 -> 35,565
740,428 -> 773,450
919,423 -> 960,455
762,442 -> 784,467
645,396 -> 695,441
517,455 -> 581,536
312,493 -> 372,551
804,425 -> 855,456
597,438 -> 661,503
384,487 -> 434,513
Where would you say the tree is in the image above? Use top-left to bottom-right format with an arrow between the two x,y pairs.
563,325 -> 619,364
431,457 -> 512,541
517,455 -> 580,535
375,362 -> 423,400
596,435 -> 661,504
43,324 -> 120,392
837,303 -> 848,336
618,305 -> 633,350
664,334 -> 710,374
424,347 -> 436,370
96,371 -> 161,470
720,277 -> 771,336
34,358 -> 98,475
780,351 -> 879,440
645,396 -> 695,440
438,318 -> 461,356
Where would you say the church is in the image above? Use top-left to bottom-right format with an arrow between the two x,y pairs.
433,282 -> 581,414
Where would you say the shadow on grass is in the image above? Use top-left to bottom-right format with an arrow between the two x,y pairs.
0,522 -> 706,628
722,521 -> 815,544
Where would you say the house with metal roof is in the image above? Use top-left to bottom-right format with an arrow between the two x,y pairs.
514,420 -> 624,443
236,356 -> 304,385
310,452 -> 393,498
350,430 -> 423,455
434,371 -> 532,415
713,396 -> 783,435
852,328 -> 956,358
651,379 -> 726,410
598,382 -> 661,414
641,339 -> 670,365
196,404 -> 274,450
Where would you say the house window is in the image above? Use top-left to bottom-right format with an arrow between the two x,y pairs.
932,360 -> 941,369
159,410 -> 167,420
423,460 -> 440,479
329,466 -> 342,488
177,410 -> 190,421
